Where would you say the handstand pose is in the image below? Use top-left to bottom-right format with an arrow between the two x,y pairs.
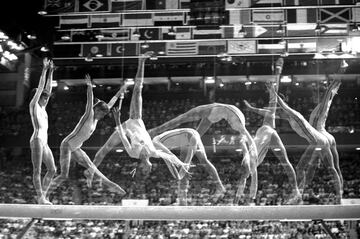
148,103 -> 259,202
45,74 -> 125,201
241,58 -> 301,204
29,58 -> 56,204
269,87 -> 342,203
152,128 -> 225,205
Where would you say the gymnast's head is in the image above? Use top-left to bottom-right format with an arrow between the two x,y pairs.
31,88 -> 51,107
93,98 -> 110,120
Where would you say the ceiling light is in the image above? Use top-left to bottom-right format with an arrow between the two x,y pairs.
61,34 -> 71,41
235,148 -> 243,152
141,42 -> 149,49
64,85 -> 69,91
38,10 -> 47,15
95,33 -> 104,39
95,53 -> 103,57
340,59 -> 348,68
116,149 -> 124,153
280,76 -> 292,83
27,34 -> 37,40
40,46 -> 49,52
85,54 -> 93,62
149,54 -> 158,60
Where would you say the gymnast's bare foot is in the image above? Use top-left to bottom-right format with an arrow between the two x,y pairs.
84,169 -> 94,188
38,196 -> 52,205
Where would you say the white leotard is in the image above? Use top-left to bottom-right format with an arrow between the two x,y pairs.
30,102 -> 48,145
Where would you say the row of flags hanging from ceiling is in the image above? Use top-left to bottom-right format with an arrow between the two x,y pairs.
53,37 -> 357,57
44,0 -> 359,14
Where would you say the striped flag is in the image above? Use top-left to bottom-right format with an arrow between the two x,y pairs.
257,40 -> 285,54
284,0 -> 320,5
166,42 -> 198,55
228,10 -> 251,25
251,0 -> 283,6
90,14 -> 121,28
353,7 -> 360,22
287,23 -> 316,37
252,9 -> 285,24
288,39 -> 317,53
146,0 -> 179,9
287,9 -> 317,23
82,44 -> 109,57
122,13 -> 153,26
153,12 -> 186,26
320,0 -> 354,5
227,40 -> 256,54
162,27 -> 192,39
225,0 -> 251,9
179,0 -> 190,9
198,41 -> 226,55
111,0 -> 143,11
101,29 -> 130,41
320,8 -> 351,23
79,0 -> 110,12
59,16 -> 89,29
193,28 -> 223,39
110,43 -> 138,56
320,24 -> 348,35
317,38 -> 345,52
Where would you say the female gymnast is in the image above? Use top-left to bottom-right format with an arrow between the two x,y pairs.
29,58 -> 56,204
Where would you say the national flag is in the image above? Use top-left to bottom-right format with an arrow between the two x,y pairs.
45,0 -> 75,14
257,40 -> 285,54
252,9 -> 285,24
317,38 -> 345,52
287,9 -> 317,23
130,28 -> 160,40
225,0 -> 251,9
320,0 -> 354,5
82,43 -> 109,57
101,29 -> 130,41
90,14 -> 121,28
284,0 -> 319,5
319,8 -> 351,23
153,12 -> 186,26
286,23 -> 317,37
166,42 -> 198,55
198,41 -> 226,55
122,13 -> 154,26
162,27 -> 192,39
288,39 -> 317,53
71,31 -> 91,41
353,7 -> 360,22
222,25 -> 247,38
78,0 -> 110,12
248,25 -> 284,38
320,24 -> 348,35
227,40 -> 256,54
193,28 -> 223,39
54,45 -> 82,57
111,0 -> 143,11
140,43 -> 166,55
59,15 -> 89,29
110,43 -> 138,56
146,0 -> 179,9
251,0 -> 283,7
228,10 -> 251,25
179,0 -> 190,9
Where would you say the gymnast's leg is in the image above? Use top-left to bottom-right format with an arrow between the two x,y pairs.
234,140 -> 252,205
41,145 -> 57,197
296,145 -> 316,191
321,147 -> 342,203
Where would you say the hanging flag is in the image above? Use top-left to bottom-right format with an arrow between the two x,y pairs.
45,0 -> 75,14
140,43 -> 166,54
193,28 -> 223,39
179,0 -> 190,9
110,43 -> 138,56
78,0 -> 110,12
166,42 -> 198,55
287,9 -> 317,23
90,14 -> 121,28
317,38 -> 346,52
222,25 -> 247,38
284,0 -> 319,5
101,29 -> 130,40
288,39 -> 317,53
162,27 -> 192,39
320,0 -> 354,5
227,40 -> 256,54
251,0 -> 283,7
59,15 -> 89,29
286,23 -> 316,36
320,23 -> 348,35
248,25 -> 284,38
111,0 -> 143,11
198,41 -> 226,55
146,0 -> 179,9
54,45 -> 82,57
71,31 -> 94,41
82,43 -> 109,57
320,8 -> 351,23
122,13 -> 154,26
257,40 -> 285,54
228,10 -> 251,25
252,9 -> 285,24
130,28 -> 161,40
225,0 -> 251,9
153,12 -> 186,26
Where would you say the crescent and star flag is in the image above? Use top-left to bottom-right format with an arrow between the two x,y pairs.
130,28 -> 160,40
110,43 -> 138,56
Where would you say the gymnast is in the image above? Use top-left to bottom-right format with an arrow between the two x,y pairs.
241,58 -> 301,204
29,58 -> 56,204
45,74 -> 126,200
152,128 -> 225,205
